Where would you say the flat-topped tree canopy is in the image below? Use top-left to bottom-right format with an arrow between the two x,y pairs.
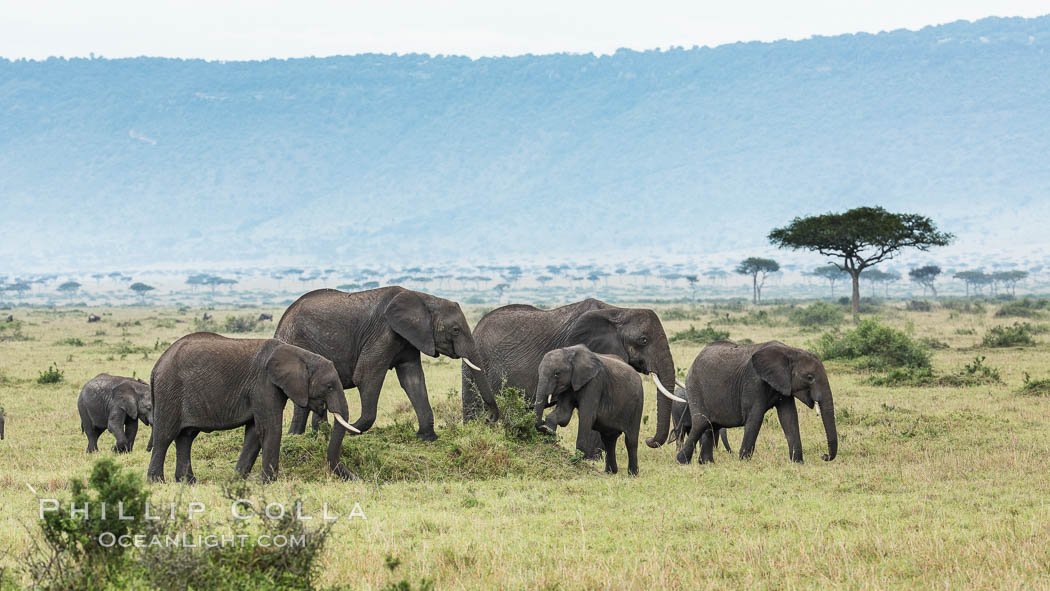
769,206 -> 953,321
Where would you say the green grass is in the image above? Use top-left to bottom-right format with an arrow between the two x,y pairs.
1,303 -> 1050,589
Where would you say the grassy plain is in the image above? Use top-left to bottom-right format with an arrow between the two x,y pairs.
1,302 -> 1049,589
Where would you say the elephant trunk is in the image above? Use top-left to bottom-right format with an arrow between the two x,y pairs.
458,335 -> 500,421
815,383 -> 837,461
534,376 -> 552,425
645,352 -> 677,448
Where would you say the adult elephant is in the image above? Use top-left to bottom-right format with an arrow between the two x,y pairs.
462,298 -> 682,453
677,340 -> 837,465
275,287 -> 498,470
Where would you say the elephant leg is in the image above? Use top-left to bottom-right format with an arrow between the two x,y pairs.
147,433 -> 174,482
236,422 -> 262,478
287,404 -> 310,435
86,427 -> 103,453
461,367 -> 485,422
775,398 -> 804,463
720,428 -> 732,453
258,421 -> 283,483
624,429 -> 639,476
174,429 -> 200,484
677,411 -> 708,465
738,409 -> 766,460
107,411 -> 130,453
396,357 -> 437,441
575,403 -> 601,460
147,431 -> 153,452
351,370 -> 387,434
124,418 -> 139,453
699,429 -> 715,464
601,432 -> 619,474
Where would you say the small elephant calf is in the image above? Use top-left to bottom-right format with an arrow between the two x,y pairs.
535,345 -> 643,475
77,374 -> 153,453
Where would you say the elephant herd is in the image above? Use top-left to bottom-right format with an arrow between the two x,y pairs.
69,285 -> 838,482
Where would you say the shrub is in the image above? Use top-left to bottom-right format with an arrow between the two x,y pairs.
36,363 -> 64,384
194,316 -> 218,332
660,307 -> 703,321
788,302 -> 843,328
815,319 -> 930,370
906,300 -> 932,312
1018,372 -> 1050,397
837,297 -> 882,314
940,300 -> 986,314
868,356 -> 1001,387
670,324 -> 729,344
223,315 -> 260,333
995,298 -> 1050,318
981,323 -> 1036,347
59,337 -> 85,346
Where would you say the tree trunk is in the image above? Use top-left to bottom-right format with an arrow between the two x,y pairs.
850,271 -> 861,323
931,285 -> 937,299
752,274 -> 758,305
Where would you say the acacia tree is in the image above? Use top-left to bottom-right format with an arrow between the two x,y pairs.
57,281 -> 81,302
908,265 -> 942,298
735,257 -> 779,305
811,264 -> 848,298
953,270 -> 987,297
769,207 -> 953,322
684,274 -> 699,303
992,270 -> 1028,296
863,268 -> 899,298
129,282 -> 155,303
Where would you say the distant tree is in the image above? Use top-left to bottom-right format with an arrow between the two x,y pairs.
908,265 -> 942,298
57,281 -> 81,301
336,283 -> 360,292
91,273 -> 105,285
494,283 -> 510,300
810,265 -> 849,298
992,270 -> 1028,296
862,269 -> 898,297
770,207 -> 953,322
361,281 -> 380,289
683,274 -> 699,303
186,273 -> 210,292
5,281 -> 31,299
953,270 -> 988,297
735,258 -> 779,305
536,275 -> 553,288
703,269 -> 727,284
129,282 -> 155,302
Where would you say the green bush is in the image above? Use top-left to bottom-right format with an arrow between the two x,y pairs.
36,363 -> 64,384
981,323 -> 1037,347
995,298 -> 1050,318
223,315 -> 260,333
906,300 -> 932,312
1018,372 -> 1050,397
940,300 -> 986,314
670,324 -> 730,344
23,459 -> 343,591
788,302 -> 844,328
815,319 -> 931,370
868,356 -> 1001,388
836,297 -> 882,314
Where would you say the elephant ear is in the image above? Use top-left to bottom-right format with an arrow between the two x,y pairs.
751,343 -> 793,397
265,344 -> 311,407
113,381 -> 139,420
384,291 -> 436,357
570,346 -> 603,391
570,309 -> 629,360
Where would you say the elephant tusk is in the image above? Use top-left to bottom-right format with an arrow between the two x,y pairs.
675,379 -> 687,390
652,374 -> 686,403
463,358 -> 482,371
815,405 -> 822,417
332,413 -> 361,434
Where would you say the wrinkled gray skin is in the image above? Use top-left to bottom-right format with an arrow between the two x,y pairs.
0,408 -> 5,440
463,299 -> 678,457
148,333 -> 349,483
535,345 -> 643,475
670,388 -> 731,453
678,340 -> 838,465
275,287 -> 498,475
77,373 -> 153,453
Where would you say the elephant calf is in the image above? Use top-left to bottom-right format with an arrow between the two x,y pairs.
678,340 -> 837,465
535,345 -> 643,475
77,373 -> 153,453
670,388 -> 732,453
148,333 -> 357,483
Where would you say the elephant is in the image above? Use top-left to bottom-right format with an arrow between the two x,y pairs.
462,298 -> 682,457
258,313 -> 273,322
670,388 -> 731,453
0,406 -> 5,440
677,340 -> 837,465
147,332 -> 355,483
78,374 -> 153,453
87,314 -> 100,323
535,345 -> 643,475
274,287 -> 497,474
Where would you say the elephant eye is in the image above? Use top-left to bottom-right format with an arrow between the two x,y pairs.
452,326 -> 461,336
639,336 -> 649,345
553,371 -> 560,377
806,374 -> 815,382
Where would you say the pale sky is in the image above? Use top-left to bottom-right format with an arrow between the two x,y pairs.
1,0 -> 1048,60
